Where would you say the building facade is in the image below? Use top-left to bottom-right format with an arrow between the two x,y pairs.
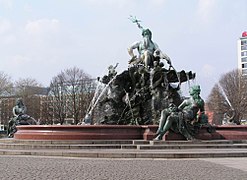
238,31 -> 247,75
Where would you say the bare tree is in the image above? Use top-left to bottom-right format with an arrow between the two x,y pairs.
78,80 -> 95,122
49,74 -> 67,124
13,78 -> 44,120
39,96 -> 55,125
62,67 -> 95,124
207,69 -> 247,124
0,71 -> 13,96
207,85 -> 227,125
0,97 -> 15,127
49,67 -> 95,124
0,72 -> 14,127
14,78 -> 43,97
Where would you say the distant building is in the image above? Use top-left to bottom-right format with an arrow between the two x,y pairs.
0,78 -> 97,126
238,31 -> 247,75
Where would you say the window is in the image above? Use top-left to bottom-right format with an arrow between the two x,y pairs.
241,40 -> 247,45
242,63 -> 247,68
242,69 -> 247,75
241,51 -> 247,56
242,57 -> 247,62
242,45 -> 247,50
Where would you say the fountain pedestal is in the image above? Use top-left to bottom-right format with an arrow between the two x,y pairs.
14,125 -> 142,140
14,125 -> 247,141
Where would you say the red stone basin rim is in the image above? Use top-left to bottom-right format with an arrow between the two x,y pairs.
14,125 -> 247,141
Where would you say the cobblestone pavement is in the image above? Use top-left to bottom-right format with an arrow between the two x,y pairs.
0,156 -> 246,180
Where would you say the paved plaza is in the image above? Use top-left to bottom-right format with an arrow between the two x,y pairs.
0,155 -> 246,180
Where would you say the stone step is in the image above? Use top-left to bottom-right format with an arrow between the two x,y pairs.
0,138 -> 135,145
0,148 -> 246,159
150,140 -> 247,145
135,144 -> 247,150
0,138 -> 246,158
1,138 -> 246,145
0,143 -> 123,150
3,143 -> 247,150
0,140 -> 247,150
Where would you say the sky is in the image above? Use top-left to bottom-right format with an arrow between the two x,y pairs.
0,0 -> 246,99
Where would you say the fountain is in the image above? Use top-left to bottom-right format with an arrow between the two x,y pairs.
218,83 -> 234,110
14,17 -> 247,141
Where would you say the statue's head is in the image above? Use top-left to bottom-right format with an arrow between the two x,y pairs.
16,98 -> 24,106
142,29 -> 152,39
168,103 -> 177,112
108,65 -> 114,70
189,85 -> 201,96
153,60 -> 158,67
159,62 -> 164,67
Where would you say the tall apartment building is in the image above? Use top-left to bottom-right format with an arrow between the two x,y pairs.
238,31 -> 247,75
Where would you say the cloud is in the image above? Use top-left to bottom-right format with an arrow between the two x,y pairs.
149,0 -> 167,6
197,0 -> 216,23
85,0 -> 135,8
84,0 -> 167,9
201,64 -> 215,78
2,34 -> 16,44
25,19 -> 60,34
24,3 -> 33,13
0,18 -> 11,34
0,0 -> 13,9
10,55 -> 31,67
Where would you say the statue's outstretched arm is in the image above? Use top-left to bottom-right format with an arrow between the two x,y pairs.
128,41 -> 140,58
12,107 -> 17,117
178,100 -> 188,110
127,48 -> 135,58
198,99 -> 205,113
